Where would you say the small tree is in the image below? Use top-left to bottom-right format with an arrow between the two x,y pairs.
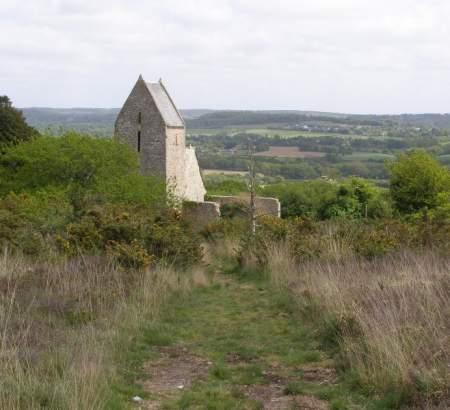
388,150 -> 450,214
247,141 -> 257,235
0,96 -> 39,148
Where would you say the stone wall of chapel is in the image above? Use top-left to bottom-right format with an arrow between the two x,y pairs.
114,80 -> 167,178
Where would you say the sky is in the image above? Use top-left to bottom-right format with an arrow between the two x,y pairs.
1,0 -> 450,114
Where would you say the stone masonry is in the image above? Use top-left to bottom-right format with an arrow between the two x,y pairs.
114,75 -> 206,202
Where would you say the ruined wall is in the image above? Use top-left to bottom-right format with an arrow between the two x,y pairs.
182,201 -> 221,231
210,195 -> 281,218
114,78 -> 167,178
183,146 -> 206,202
165,127 -> 187,199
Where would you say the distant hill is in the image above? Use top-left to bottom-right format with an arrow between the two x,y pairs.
185,110 -> 450,129
21,107 -> 450,136
21,107 -> 215,135
23,108 -> 119,128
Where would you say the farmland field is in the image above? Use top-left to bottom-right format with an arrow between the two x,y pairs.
187,127 -> 368,139
342,152 -> 395,161
255,146 -> 326,158
202,169 -> 249,176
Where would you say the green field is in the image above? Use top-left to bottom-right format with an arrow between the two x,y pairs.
343,152 -> 395,161
187,127 -> 368,139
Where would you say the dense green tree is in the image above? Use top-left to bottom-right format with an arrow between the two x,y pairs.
261,180 -> 338,218
318,178 -> 390,219
0,96 -> 38,148
388,150 -> 450,214
205,176 -> 248,196
261,178 -> 391,220
0,132 -> 166,208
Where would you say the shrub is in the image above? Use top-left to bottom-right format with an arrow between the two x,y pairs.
59,205 -> 202,268
107,240 -> 155,270
353,220 -> 417,258
318,179 -> 391,220
261,180 -> 338,219
388,150 -> 450,214
146,210 -> 203,267
0,133 -> 192,262
0,133 -> 139,194
204,175 -> 248,195
261,179 -> 391,221
0,96 -> 39,148
0,189 -> 73,255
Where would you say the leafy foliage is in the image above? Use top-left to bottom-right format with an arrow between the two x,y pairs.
204,176 -> 248,196
0,132 -> 137,192
0,133 -> 202,266
388,150 -> 450,214
0,96 -> 39,148
261,179 -> 391,220
318,178 -> 391,220
261,180 -> 337,219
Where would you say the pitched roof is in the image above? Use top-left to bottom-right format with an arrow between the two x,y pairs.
145,81 -> 184,128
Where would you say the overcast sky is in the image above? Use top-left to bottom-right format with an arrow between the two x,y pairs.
1,0 -> 450,113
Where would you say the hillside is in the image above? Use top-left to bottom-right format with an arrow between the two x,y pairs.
22,107 -> 450,134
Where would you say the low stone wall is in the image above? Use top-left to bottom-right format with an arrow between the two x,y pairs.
210,195 -> 281,218
182,201 -> 221,230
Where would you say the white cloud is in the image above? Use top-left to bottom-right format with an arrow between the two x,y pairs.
0,0 -> 449,112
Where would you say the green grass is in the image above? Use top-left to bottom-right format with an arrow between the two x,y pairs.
113,270 -> 402,409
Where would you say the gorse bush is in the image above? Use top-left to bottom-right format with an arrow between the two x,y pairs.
0,133 -> 202,266
0,189 -> 73,255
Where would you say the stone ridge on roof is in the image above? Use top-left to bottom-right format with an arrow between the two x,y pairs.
145,81 -> 184,128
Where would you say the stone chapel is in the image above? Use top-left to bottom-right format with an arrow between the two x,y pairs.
114,75 -> 206,202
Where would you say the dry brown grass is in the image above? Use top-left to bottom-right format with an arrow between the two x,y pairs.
0,250 -> 197,409
202,237 -> 240,265
266,243 -> 450,403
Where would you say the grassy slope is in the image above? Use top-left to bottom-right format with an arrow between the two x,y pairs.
115,266 -> 393,409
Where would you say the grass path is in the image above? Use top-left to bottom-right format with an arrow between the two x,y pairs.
121,273 -> 370,409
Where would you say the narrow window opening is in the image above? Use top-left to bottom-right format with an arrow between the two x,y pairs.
137,131 -> 141,152
138,112 -> 142,124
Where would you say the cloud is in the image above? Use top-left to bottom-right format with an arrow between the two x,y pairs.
1,0 -> 450,113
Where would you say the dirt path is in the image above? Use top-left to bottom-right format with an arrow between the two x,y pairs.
132,275 -> 358,409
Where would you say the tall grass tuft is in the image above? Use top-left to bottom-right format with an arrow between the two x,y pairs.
0,251 -> 197,409
266,243 -> 450,404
